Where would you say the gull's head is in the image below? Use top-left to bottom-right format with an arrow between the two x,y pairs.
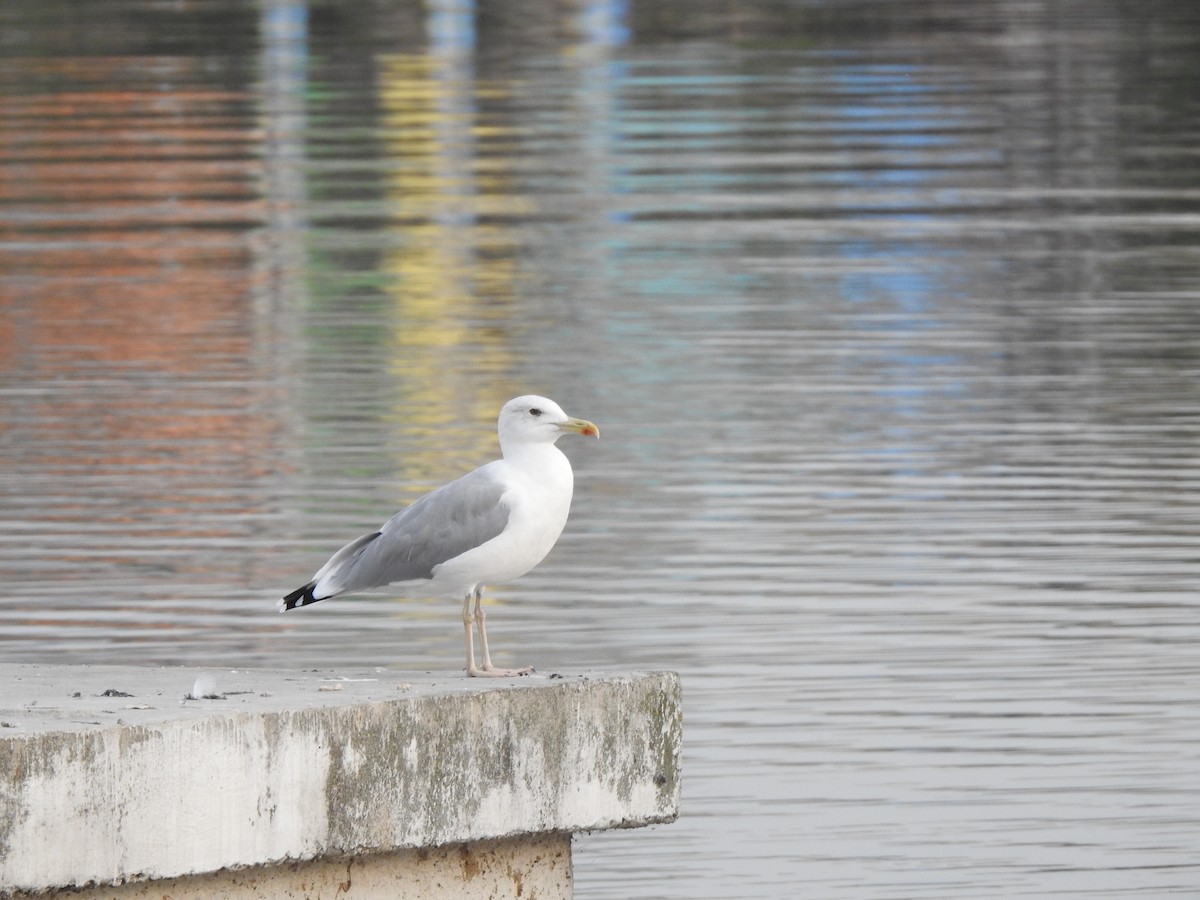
498,395 -> 599,448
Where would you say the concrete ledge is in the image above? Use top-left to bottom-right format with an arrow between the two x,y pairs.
0,666 -> 681,896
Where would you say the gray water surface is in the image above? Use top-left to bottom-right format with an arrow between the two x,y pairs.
2,2 -> 1200,897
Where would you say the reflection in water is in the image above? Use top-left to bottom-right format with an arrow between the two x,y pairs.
2,1 -> 1200,897
377,49 -> 516,454
0,17 -> 279,649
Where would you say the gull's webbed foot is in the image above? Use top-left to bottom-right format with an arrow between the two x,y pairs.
467,663 -> 534,678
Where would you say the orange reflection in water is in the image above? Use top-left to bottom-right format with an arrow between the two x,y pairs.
0,55 -> 282,531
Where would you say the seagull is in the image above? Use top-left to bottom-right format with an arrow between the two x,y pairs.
279,395 -> 599,677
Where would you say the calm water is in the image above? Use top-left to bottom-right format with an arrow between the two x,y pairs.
3,1 -> 1200,896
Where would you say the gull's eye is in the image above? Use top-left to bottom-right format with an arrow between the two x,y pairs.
529,408 -> 543,417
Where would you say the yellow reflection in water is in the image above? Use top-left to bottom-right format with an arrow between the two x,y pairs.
376,53 -> 535,479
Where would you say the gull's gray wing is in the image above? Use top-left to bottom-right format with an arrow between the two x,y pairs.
317,466 -> 511,598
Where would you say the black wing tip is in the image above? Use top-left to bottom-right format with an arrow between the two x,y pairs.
279,581 -> 321,613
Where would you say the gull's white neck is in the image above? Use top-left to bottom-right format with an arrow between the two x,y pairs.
501,436 -> 566,465
500,439 -> 574,492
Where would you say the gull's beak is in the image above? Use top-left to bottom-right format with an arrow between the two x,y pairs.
558,416 -> 600,438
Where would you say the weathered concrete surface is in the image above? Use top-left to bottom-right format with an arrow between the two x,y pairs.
10,834 -> 572,900
0,666 -> 680,895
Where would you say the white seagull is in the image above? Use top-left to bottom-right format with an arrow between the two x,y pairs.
279,395 -> 599,677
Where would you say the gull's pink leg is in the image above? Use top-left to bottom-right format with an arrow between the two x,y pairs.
462,592 -> 481,676
471,587 -> 533,677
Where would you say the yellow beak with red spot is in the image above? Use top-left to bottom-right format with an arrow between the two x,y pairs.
557,417 -> 599,438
